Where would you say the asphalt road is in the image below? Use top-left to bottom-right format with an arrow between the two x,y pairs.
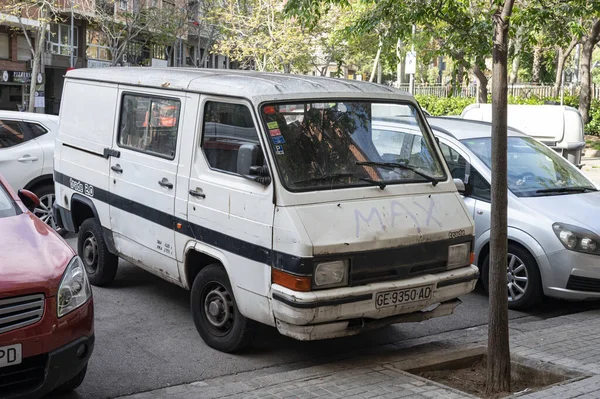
50,236 -> 600,399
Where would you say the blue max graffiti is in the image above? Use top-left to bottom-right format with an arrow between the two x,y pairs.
354,198 -> 442,237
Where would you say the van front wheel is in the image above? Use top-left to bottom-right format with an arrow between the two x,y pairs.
190,264 -> 253,353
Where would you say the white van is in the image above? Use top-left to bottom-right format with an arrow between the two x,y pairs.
53,68 -> 478,352
461,104 -> 586,167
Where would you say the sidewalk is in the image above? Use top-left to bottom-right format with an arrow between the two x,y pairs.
118,309 -> 600,399
582,157 -> 600,186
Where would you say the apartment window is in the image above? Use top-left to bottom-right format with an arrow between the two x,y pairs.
47,24 -> 78,57
120,0 -> 127,10
86,31 -> 111,61
0,34 -> 9,59
151,45 -> 166,60
17,36 -> 32,61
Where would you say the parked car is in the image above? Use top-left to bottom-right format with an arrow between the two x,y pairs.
0,173 -> 94,398
461,104 -> 586,168
0,111 -> 61,233
424,116 -> 599,309
53,68 -> 478,353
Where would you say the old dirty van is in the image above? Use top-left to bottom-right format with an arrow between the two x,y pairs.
52,68 -> 478,352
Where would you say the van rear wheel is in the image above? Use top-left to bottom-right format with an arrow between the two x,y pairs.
190,264 -> 253,353
78,218 -> 118,286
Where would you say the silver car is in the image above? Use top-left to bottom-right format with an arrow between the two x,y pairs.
423,116 -> 600,309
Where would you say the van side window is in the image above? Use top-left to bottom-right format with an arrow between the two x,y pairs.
0,120 -> 27,148
201,101 -> 265,175
118,94 -> 180,159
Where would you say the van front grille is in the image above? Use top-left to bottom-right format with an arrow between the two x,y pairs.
0,294 -> 45,334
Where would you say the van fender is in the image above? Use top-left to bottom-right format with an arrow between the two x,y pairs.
70,193 -> 118,256
183,240 -> 275,326
475,227 -> 549,282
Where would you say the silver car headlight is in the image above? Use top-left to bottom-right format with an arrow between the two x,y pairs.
314,260 -> 349,289
553,223 -> 600,255
447,243 -> 472,269
57,256 -> 92,317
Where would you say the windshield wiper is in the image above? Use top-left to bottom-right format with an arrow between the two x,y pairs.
356,161 -> 439,186
293,173 -> 387,190
535,186 -> 598,194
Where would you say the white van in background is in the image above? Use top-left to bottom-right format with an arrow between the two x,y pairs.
461,104 -> 586,167
53,68 -> 478,353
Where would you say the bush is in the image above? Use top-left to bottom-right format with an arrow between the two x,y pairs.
414,95 -> 600,136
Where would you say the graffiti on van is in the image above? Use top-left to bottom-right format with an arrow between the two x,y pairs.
354,197 -> 441,237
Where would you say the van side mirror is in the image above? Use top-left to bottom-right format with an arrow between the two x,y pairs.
237,144 -> 271,186
18,189 -> 40,211
453,178 -> 466,194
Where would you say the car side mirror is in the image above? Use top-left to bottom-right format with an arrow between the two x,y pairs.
453,178 -> 466,194
18,189 -> 40,211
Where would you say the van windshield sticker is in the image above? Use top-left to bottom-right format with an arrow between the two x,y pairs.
267,121 -> 279,130
269,129 -> 282,137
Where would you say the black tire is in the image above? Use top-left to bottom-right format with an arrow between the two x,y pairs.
31,183 -> 67,236
78,218 -> 118,286
54,365 -> 87,393
482,243 -> 543,310
190,264 -> 253,353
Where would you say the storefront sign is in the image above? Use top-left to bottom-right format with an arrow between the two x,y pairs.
1,71 -> 44,84
87,59 -> 111,68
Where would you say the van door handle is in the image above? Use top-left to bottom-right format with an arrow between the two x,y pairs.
189,189 -> 205,198
18,155 -> 38,162
159,178 -> 173,189
111,164 -> 123,173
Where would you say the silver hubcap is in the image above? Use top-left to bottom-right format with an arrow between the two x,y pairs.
83,235 -> 98,272
204,284 -> 233,331
33,193 -> 58,230
507,253 -> 528,302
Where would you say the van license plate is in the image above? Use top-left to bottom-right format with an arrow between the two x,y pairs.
0,344 -> 22,368
375,285 -> 433,309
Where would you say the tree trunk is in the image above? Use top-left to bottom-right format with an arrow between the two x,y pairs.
531,45 -> 542,84
579,20 -> 600,124
473,64 -> 488,103
396,38 -> 404,87
510,55 -> 520,84
554,38 -> 578,97
509,26 -> 524,84
487,0 -> 514,395
370,38 -> 383,83
29,16 -> 47,113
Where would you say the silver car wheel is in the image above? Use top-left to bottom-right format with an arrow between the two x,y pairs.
507,253 -> 529,302
33,193 -> 58,230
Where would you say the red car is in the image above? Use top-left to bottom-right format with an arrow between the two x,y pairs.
0,173 -> 94,398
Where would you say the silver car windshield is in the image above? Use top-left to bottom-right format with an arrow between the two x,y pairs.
260,102 -> 446,191
462,136 -> 596,197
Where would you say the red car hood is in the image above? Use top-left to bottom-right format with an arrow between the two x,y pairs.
0,212 -> 74,298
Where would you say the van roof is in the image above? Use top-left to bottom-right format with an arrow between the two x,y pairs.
66,67 -> 413,104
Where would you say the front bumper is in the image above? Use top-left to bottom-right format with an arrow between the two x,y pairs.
2,334 -> 94,399
541,249 -> 600,300
271,265 -> 478,340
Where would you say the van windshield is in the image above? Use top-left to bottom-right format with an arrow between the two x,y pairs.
260,102 -> 446,191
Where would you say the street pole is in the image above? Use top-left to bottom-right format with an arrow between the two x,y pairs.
70,0 -> 74,68
409,24 -> 415,95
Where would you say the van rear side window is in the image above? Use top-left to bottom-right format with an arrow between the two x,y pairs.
118,94 -> 180,159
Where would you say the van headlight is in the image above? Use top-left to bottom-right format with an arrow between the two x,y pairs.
553,223 -> 600,255
447,243 -> 472,269
314,260 -> 349,288
57,256 -> 92,317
